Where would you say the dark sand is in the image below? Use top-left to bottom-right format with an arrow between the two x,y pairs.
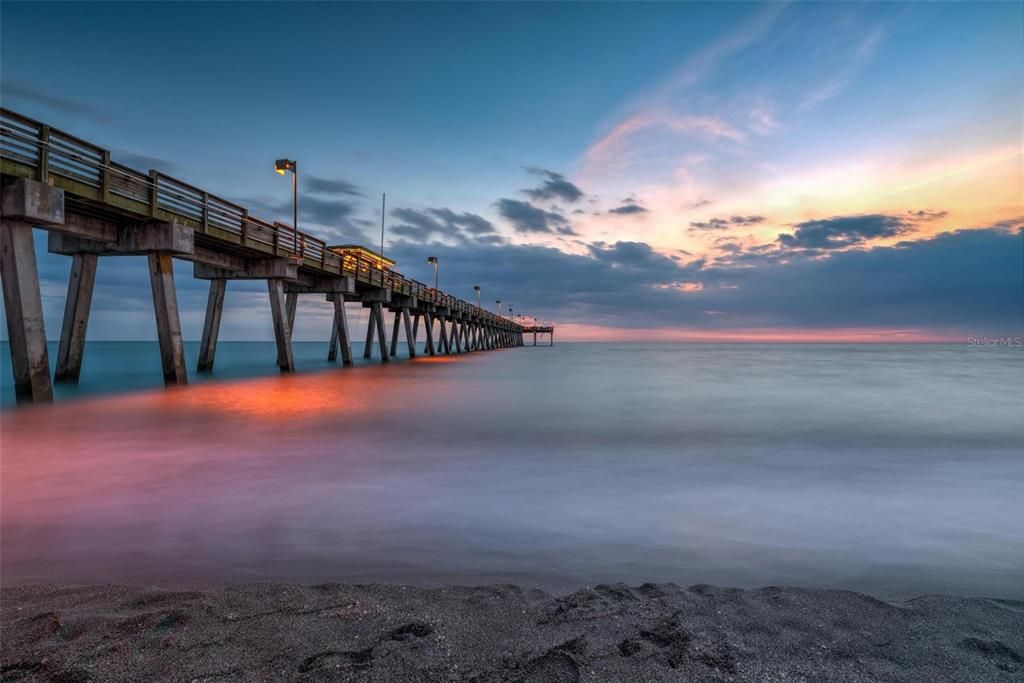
2,582 -> 1022,682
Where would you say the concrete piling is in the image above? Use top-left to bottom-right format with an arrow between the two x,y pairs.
148,252 -> 188,385
0,221 -> 53,403
54,253 -> 98,382
197,279 -> 226,372
330,297 -> 353,366
267,278 -> 295,373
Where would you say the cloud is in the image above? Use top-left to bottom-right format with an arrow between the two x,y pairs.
241,195 -> 368,243
907,209 -> 948,222
1,80 -> 112,123
522,169 -> 584,203
111,150 -> 177,174
799,26 -> 885,110
689,215 -> 764,231
581,4 -> 785,172
14,220 -> 1020,343
390,207 -> 499,245
385,223 -> 1022,334
306,176 -> 364,197
777,214 -> 911,250
587,110 -> 745,167
495,198 -> 575,235
749,99 -> 781,134
608,202 -> 648,216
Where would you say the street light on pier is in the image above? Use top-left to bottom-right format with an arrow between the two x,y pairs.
427,256 -> 439,289
473,285 -> 481,308
274,159 -> 298,251
495,299 -> 501,314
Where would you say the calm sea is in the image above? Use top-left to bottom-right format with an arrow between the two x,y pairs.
2,342 -> 1022,598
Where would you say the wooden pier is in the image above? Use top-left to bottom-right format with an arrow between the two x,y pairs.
0,109 -> 534,404
522,324 -> 554,346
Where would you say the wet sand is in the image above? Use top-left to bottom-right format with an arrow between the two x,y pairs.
2,581 -> 1022,682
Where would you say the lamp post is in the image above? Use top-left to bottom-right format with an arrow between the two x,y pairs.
508,304 -> 514,320
473,285 -> 481,308
427,256 -> 439,289
495,299 -> 501,314
274,159 -> 298,251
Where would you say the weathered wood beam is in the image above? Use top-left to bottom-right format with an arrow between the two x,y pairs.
402,308 -> 416,358
423,312 -> 436,356
437,316 -> 450,354
197,279 -> 226,372
373,301 -> 390,363
48,222 -> 193,256
148,252 -> 187,386
363,304 -> 377,359
390,309 -> 402,357
329,298 -> 353,366
287,276 -> 355,294
267,279 -> 295,373
194,257 -> 297,281
54,253 -> 98,383
0,221 -> 53,403
2,178 -> 64,228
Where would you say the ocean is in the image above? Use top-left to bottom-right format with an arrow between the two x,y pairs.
2,341 -> 1022,598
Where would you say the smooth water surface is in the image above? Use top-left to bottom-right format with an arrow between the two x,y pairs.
2,343 -> 1022,598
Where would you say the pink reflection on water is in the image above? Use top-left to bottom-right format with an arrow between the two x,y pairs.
1,360 -> 472,585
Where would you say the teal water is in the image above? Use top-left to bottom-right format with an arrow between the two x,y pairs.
1,341 -> 422,407
2,342 -> 1022,598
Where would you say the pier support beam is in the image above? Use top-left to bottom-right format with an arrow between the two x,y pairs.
402,308 -> 416,358
450,318 -> 462,353
437,316 -> 451,354
374,303 -> 389,362
1,222 -> 53,403
54,253 -> 98,383
329,297 -> 353,366
286,292 -> 298,334
362,301 -> 390,362
422,312 -> 436,355
389,310 -> 402,357
277,291 -> 298,366
148,252 -> 187,386
267,279 -> 295,373
197,279 -> 226,372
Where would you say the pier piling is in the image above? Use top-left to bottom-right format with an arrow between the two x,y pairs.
54,253 -> 98,382
267,279 -> 295,373
148,252 -> 188,385
197,279 -> 226,372
1,221 -> 53,403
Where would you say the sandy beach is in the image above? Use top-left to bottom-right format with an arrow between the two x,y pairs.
2,581 -> 1022,681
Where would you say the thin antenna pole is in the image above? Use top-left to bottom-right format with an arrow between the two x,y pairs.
380,192 -> 386,262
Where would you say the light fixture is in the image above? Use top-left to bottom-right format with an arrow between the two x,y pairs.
273,159 -> 298,253
426,256 -> 439,289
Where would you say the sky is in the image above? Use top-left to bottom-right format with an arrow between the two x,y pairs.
1,1 -> 1021,342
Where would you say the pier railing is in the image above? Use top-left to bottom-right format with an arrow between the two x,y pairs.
0,108 -> 510,325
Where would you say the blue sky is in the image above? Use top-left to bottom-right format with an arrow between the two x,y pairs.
1,1 -> 1021,341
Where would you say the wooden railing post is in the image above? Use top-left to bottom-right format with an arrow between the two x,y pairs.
201,192 -> 209,233
272,222 -> 280,256
240,209 -> 248,246
100,150 -> 111,201
149,170 -> 159,218
37,125 -> 50,183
